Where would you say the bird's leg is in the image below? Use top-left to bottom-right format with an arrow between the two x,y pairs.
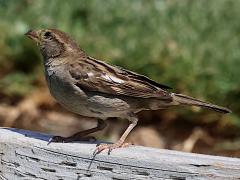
48,119 -> 107,144
95,115 -> 138,154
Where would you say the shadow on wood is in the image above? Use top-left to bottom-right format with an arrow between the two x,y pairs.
0,128 -> 240,179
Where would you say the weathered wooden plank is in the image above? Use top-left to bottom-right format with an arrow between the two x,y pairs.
0,128 -> 239,180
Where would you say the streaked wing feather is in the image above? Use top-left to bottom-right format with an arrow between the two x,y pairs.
69,56 -> 172,99
117,66 -> 172,90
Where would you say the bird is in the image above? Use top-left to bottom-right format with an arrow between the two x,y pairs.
25,28 -> 231,154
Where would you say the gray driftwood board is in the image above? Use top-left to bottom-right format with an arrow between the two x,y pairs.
0,128 -> 240,180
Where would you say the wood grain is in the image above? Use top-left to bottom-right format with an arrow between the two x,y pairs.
0,128 -> 239,180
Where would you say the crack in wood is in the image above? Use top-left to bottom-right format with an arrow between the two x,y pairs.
76,172 -> 92,178
41,167 -> 56,173
34,146 -> 199,175
131,170 -> 150,176
59,161 -> 77,167
0,174 -> 8,180
16,170 -> 47,180
169,176 -> 186,180
97,165 -> 113,171
28,156 -> 40,162
189,164 -> 211,167
1,159 -> 20,168
112,178 -> 127,180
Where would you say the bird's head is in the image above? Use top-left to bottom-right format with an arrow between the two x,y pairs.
25,29 -> 80,59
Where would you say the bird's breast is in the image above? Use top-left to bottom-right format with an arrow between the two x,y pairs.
44,65 -> 86,105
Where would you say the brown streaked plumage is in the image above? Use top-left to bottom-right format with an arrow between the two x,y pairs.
25,29 -> 231,154
69,56 -> 172,99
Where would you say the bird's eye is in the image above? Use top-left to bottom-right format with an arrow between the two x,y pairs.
43,31 -> 53,40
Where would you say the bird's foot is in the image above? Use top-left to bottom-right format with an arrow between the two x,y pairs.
94,140 -> 132,155
48,135 -> 96,145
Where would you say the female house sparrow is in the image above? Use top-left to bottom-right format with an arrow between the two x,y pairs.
25,29 -> 231,153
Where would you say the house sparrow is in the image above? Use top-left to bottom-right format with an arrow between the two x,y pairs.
25,29 -> 231,153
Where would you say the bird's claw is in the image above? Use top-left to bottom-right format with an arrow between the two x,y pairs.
93,141 -> 132,155
48,136 -> 66,145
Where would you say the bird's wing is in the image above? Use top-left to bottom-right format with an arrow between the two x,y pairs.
69,56 -> 172,99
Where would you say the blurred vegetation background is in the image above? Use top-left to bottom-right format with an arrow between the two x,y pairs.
0,0 -> 239,156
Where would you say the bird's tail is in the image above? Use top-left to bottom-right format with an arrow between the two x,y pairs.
172,93 -> 231,113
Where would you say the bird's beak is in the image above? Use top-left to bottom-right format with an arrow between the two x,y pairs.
25,30 -> 40,43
